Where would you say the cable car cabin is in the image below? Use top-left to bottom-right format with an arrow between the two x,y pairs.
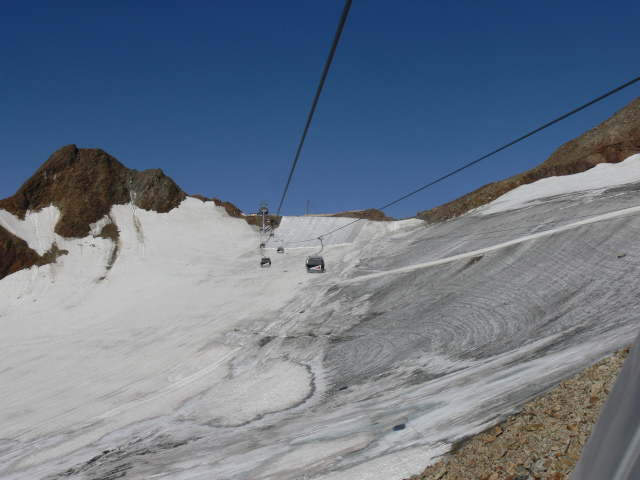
260,257 -> 271,268
277,246 -> 284,254
306,254 -> 325,273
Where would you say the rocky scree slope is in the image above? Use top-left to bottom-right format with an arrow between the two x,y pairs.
406,346 -> 631,480
418,95 -> 640,223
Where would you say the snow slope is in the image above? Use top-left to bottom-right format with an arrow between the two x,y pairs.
1,155 -> 640,479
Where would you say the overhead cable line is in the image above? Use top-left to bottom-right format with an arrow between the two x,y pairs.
290,74 -> 640,243
276,0 -> 353,217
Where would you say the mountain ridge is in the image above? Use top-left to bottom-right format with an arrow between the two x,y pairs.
2,95 -> 639,281
418,95 -> 640,222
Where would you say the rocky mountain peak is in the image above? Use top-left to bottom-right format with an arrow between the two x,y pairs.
0,145 -> 187,238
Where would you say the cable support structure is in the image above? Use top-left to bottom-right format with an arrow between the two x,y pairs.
284,74 -> 640,245
276,0 -> 352,217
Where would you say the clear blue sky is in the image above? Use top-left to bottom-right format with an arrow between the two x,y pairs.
2,1 -> 639,219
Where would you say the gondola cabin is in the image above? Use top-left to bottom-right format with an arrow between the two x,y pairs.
260,257 -> 271,268
306,254 -> 325,273
277,246 -> 284,254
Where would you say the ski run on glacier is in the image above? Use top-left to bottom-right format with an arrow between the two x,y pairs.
1,155 -> 640,479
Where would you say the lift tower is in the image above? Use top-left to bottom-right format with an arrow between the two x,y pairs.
259,201 -> 269,233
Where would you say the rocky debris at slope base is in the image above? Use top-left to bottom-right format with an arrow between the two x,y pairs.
0,144 -> 187,238
405,346 -> 630,480
418,95 -> 640,223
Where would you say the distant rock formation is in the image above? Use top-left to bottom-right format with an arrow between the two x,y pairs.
328,208 -> 394,221
192,194 -> 244,218
418,95 -> 640,223
0,145 -> 187,280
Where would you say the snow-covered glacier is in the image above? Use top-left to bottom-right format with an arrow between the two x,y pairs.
1,155 -> 640,479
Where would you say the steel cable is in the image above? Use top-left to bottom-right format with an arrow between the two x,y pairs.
276,0 -> 353,217
291,75 -> 640,243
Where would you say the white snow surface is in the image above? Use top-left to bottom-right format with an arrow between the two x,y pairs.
478,153 -> 640,215
1,155 -> 640,479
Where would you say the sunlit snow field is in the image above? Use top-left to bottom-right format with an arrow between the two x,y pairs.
2,156 -> 640,479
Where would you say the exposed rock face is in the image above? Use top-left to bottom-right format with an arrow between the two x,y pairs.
0,145 -> 186,280
0,145 -> 187,238
0,228 -> 69,281
212,197 -> 243,218
0,227 -> 44,279
418,95 -> 640,223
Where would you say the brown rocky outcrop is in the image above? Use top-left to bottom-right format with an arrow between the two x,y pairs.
192,194 -> 244,219
212,197 -> 243,218
0,227 -> 69,281
0,227 -> 44,279
0,145 -> 187,280
0,145 -> 187,238
192,194 -> 279,227
418,95 -> 640,223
